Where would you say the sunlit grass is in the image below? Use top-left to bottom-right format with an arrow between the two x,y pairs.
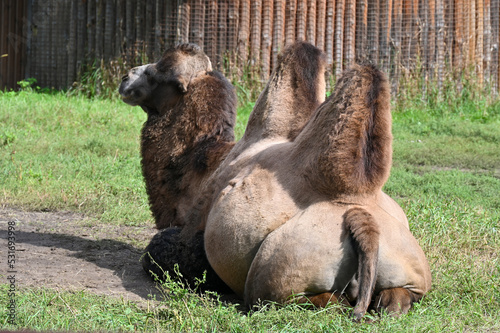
1,81 -> 499,331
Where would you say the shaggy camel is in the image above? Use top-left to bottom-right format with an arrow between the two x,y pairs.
119,44 -> 236,289
202,42 -> 431,319
119,43 -> 237,230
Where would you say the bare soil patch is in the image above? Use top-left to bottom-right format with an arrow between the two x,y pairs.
0,207 -> 162,303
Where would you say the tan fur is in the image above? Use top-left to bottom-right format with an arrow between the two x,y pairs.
119,44 -> 237,229
344,207 -> 380,320
203,42 -> 431,320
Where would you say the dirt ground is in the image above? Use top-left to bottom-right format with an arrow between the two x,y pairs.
0,207 -> 164,304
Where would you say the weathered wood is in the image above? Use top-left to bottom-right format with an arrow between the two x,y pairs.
177,0 -> 190,44
343,0 -> 355,67
125,0 -> 134,49
335,0 -> 345,76
96,0 -> 104,59
367,0 -> 379,64
191,0 -> 205,48
296,0 -> 307,40
217,0 -> 227,68
285,0 -> 297,46
250,0 -> 262,65
104,0 -> 115,60
483,0 -> 492,85
306,0 -> 316,44
272,0 -> 285,69
205,0 -> 218,64
477,0 -> 484,86
490,0 -> 499,91
67,1 -> 77,86
238,0 -> 251,65
261,0 -> 273,78
316,0 -> 326,50
325,0 -> 335,65
228,0 -> 239,61
436,0 -> 445,91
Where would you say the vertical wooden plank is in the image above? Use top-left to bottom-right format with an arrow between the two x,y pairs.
205,0 -> 218,63
335,0 -> 345,76
76,0 -> 86,71
217,0 -> 227,67
343,0 -> 356,67
491,0 -> 499,90
484,0 -> 492,85
136,0 -> 143,44
285,0 -> 297,46
166,0 -> 178,48
238,0 -> 250,65
436,0 -> 445,92
428,0 -> 436,76
177,0 -> 190,44
228,0 -> 240,62
261,0 -> 273,78
316,0 -> 326,50
296,0 -> 307,40
367,0 -> 379,63
190,0 -> 205,48
306,0 -> 316,44
379,0 -> 392,72
104,0 -> 115,60
355,0 -> 367,56
272,0 -> 285,69
125,0 -> 134,50
325,0 -> 335,66
67,1 -> 77,86
115,0 -> 124,58
145,0 -> 153,59
454,0 -> 464,69
96,0 -> 104,59
250,0 -> 262,65
154,0 -> 161,58
477,0 -> 484,86
469,0 -> 476,66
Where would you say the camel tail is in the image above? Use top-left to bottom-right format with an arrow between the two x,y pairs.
293,63 -> 392,197
344,207 -> 380,321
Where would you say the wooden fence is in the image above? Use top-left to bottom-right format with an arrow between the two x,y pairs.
1,0 -> 500,92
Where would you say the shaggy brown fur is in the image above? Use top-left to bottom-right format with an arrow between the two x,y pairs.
119,44 -> 236,290
120,44 -> 237,229
292,63 -> 392,198
243,41 -> 327,142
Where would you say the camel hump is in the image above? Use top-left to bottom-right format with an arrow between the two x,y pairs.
293,63 -> 392,197
343,207 -> 380,321
243,41 -> 327,143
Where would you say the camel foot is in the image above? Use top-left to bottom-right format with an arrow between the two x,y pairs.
297,292 -> 352,309
372,288 -> 422,317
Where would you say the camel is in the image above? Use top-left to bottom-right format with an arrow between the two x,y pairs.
201,42 -> 431,320
119,43 -> 237,230
118,44 -> 236,289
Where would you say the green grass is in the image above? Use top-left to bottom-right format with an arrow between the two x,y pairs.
1,87 -> 500,331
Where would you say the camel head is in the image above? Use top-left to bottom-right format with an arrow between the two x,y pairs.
119,43 -> 213,115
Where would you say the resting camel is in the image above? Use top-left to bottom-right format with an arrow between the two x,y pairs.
201,42 -> 431,319
119,44 -> 236,289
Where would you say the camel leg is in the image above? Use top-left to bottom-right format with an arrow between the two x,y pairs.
372,288 -> 422,317
297,292 -> 352,308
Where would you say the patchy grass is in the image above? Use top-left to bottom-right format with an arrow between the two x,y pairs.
1,88 -> 500,331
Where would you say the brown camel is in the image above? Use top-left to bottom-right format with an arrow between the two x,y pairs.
202,42 -> 431,320
119,43 -> 237,230
119,44 -> 236,290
